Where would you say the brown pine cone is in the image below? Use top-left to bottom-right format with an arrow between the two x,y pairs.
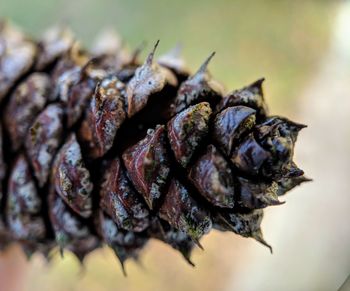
0,21 -> 310,272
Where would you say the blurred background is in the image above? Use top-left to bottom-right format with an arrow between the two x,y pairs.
0,0 -> 349,290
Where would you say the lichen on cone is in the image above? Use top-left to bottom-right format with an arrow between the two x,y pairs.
0,21 -> 309,272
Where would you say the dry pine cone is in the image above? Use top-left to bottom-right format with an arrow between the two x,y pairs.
0,21 -> 310,272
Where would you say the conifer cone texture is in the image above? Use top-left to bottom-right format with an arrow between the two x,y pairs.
0,22 -> 309,270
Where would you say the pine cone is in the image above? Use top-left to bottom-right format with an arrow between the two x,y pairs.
0,21 -> 310,272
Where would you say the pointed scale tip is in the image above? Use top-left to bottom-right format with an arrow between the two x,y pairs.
146,40 -> 160,65
250,77 -> 265,88
155,219 -> 167,242
276,200 -> 286,206
196,51 -> 216,75
119,261 -> 127,277
252,229 -> 273,254
192,238 -> 204,250
112,249 -> 128,277
185,256 -> 196,267
296,123 -> 308,130
216,213 -> 236,232
287,119 -> 308,131
59,247 -> 64,258
302,176 -> 313,183
269,198 -> 286,207
75,253 -> 87,266
263,190 -> 285,207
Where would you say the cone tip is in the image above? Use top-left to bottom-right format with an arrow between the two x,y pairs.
197,51 -> 216,74
146,40 -> 160,65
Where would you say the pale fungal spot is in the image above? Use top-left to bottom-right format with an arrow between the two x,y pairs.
62,212 -> 89,238
59,168 -> 72,194
38,146 -> 51,168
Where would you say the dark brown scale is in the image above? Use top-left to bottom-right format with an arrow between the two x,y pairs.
48,190 -> 100,260
126,41 -> 177,118
257,116 -> 306,143
6,155 -> 46,241
63,57 -> 112,128
212,105 -> 256,156
216,78 -> 268,119
51,43 -> 90,103
20,240 -> 55,261
99,157 -> 150,232
65,77 -> 97,128
0,23 -> 37,102
145,217 -> 195,265
167,102 -> 212,168
159,178 -> 212,243
277,175 -> 312,196
230,117 -> 304,181
35,26 -> 75,71
3,73 -> 51,151
189,144 -> 236,208
237,177 -> 283,209
106,43 -> 179,153
96,211 -> 148,274
231,133 -> 272,177
25,103 -> 65,187
163,228 -> 196,266
78,75 -> 126,159
53,134 -> 93,218
214,209 -> 272,252
254,117 -> 305,179
172,52 -> 224,114
122,125 -> 170,210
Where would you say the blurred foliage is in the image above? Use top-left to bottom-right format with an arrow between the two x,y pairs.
0,1 -> 338,291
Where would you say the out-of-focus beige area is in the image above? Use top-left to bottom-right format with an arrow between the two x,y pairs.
0,1 -> 349,291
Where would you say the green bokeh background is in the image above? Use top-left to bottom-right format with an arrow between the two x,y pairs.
0,1 -> 344,291
0,0 -> 335,114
